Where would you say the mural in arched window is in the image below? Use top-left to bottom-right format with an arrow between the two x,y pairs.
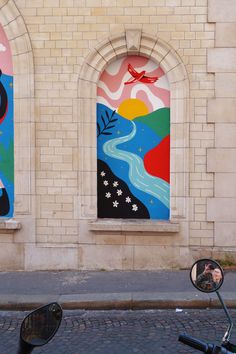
97,56 -> 170,220
0,25 -> 13,217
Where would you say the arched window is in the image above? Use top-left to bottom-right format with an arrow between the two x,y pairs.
97,55 -> 170,220
78,30 -> 189,231
0,24 -> 13,217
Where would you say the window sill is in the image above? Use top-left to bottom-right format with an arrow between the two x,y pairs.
0,220 -> 22,231
89,219 -> 179,233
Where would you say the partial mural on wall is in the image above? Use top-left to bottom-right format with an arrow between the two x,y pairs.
97,56 -> 170,220
0,25 -> 13,217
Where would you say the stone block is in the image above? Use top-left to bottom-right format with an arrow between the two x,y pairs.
10,33 -> 32,56
168,63 -> 187,84
207,148 -> 236,172
139,32 -> 156,57
125,29 -> 141,52
208,99 -> 236,123
207,198 -> 236,222
208,48 -> 236,73
215,222 -> 236,247
161,50 -> 181,73
133,245 -> 184,270
80,147 -> 96,172
0,0 -> 20,26
171,123 -> 189,148
208,0 -> 236,22
171,98 -> 188,123
215,74 -> 236,98
215,124 -> 236,147
79,122 -> 96,148
78,98 -> 97,124
152,39 -> 170,64
78,79 -> 96,99
15,122 -> 32,148
216,23 -> 236,47
96,40 -> 116,65
78,195 -> 97,219
14,73 -> 34,99
25,245 -> 78,270
215,173 -> 236,197
3,14 -> 26,40
109,32 -> 127,58
79,63 -> 100,83
14,215 -> 36,243
171,148 -> 189,172
80,244 -> 133,270
81,171 -> 97,196
171,79 -> 189,99
0,244 -> 24,270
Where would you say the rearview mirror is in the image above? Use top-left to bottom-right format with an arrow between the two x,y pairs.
190,259 -> 224,293
20,302 -> 62,347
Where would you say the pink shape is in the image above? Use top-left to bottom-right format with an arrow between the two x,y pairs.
0,25 -> 13,76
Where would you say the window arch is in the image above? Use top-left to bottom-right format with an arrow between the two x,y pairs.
0,0 -> 35,235
78,30 -> 189,225
0,24 -> 13,217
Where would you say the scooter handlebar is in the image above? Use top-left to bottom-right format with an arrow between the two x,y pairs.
179,334 -> 235,354
178,333 -> 212,353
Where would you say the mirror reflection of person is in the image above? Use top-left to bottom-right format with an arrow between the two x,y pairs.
195,263 -> 222,291
212,268 -> 222,285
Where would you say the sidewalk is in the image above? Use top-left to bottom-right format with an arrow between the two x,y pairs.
0,269 -> 235,310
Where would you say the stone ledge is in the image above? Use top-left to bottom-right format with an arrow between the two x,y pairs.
89,219 -> 179,233
0,220 -> 22,231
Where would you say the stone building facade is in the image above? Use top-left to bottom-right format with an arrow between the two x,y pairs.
0,0 -> 235,270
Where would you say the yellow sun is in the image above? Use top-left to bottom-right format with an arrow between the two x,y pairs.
117,98 -> 149,120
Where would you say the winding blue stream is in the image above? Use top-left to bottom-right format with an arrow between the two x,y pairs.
103,121 -> 170,209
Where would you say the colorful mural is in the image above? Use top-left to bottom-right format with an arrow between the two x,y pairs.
97,56 -> 170,220
0,25 -> 14,217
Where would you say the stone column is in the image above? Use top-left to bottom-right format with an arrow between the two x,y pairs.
207,0 -> 236,254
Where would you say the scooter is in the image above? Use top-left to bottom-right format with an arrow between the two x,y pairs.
178,258 -> 236,354
17,302 -> 62,354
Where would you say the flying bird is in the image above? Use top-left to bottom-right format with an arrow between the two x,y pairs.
124,64 -> 158,85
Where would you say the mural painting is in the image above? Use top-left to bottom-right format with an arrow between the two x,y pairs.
0,25 -> 14,217
97,56 -> 170,220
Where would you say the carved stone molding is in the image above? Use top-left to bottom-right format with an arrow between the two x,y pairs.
78,30 -> 189,223
126,29 -> 141,52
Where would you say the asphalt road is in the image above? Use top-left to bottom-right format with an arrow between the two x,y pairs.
0,309 -> 236,353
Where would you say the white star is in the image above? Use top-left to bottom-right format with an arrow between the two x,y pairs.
103,180 -> 109,186
100,171 -> 106,177
117,189 -> 123,196
113,200 -> 119,208
126,196 -> 131,203
113,181 -> 119,187
105,192 -> 111,198
132,204 -> 138,211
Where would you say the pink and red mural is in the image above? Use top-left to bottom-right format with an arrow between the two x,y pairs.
0,25 -> 14,217
97,56 -> 170,219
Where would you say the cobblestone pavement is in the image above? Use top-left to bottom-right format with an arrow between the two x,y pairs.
0,309 -> 235,353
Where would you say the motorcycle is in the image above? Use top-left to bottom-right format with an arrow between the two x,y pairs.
17,302 -> 62,354
178,258 -> 236,354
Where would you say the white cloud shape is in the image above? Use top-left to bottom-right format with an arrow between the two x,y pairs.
0,43 -> 6,52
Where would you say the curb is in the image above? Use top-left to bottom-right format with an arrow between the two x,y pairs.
0,292 -> 236,311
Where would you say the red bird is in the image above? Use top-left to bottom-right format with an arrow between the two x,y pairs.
124,64 -> 158,85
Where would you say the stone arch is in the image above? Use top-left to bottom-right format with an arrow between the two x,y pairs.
0,0 -> 35,266
78,30 -> 189,223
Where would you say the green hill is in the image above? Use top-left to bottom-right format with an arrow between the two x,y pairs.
134,107 -> 170,138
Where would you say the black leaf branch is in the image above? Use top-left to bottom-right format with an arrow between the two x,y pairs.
97,110 -> 117,137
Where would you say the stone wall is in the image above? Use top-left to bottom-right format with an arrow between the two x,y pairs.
207,0 -> 236,260
0,0 -> 234,270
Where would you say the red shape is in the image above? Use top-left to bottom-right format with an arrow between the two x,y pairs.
124,64 -> 158,85
144,135 -> 170,183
